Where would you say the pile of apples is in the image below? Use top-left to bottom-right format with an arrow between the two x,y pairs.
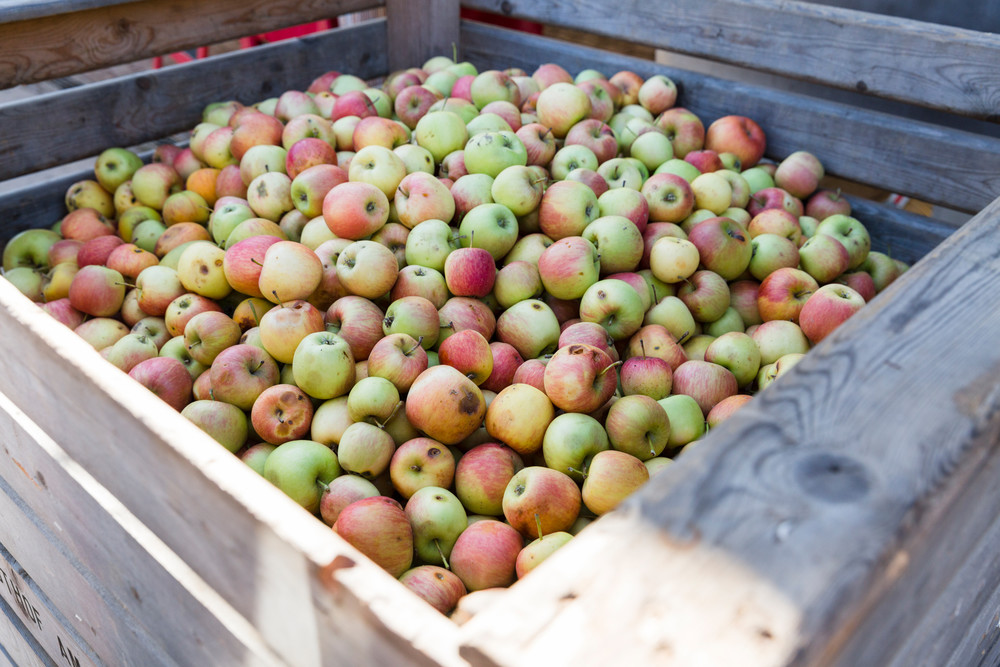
1,54 -> 909,616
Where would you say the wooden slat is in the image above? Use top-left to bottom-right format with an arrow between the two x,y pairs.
845,197 -> 957,266
460,0 -> 1000,121
0,277 -> 464,667
458,194 -> 1000,665
386,0 -> 461,72
0,390 -> 283,665
0,539 -> 100,667
0,0 -> 383,89
460,21 -> 1000,214
0,20 -> 388,182
801,0 -> 1000,34
0,556 -> 57,667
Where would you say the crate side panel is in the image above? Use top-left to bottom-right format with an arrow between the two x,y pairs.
458,195 -> 1000,665
460,21 -> 1000,214
0,390 -> 284,666
0,0 -> 384,88
0,19 -> 388,182
0,579 -> 55,667
461,0 -> 1000,120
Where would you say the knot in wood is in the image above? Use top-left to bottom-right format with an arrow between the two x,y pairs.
794,452 -> 870,503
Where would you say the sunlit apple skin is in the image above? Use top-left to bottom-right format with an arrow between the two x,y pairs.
335,497 -> 413,578
704,114 -> 767,168
68,264 -> 126,317
398,566 -> 467,615
251,383 -> 314,445
127,356 -> 193,412
757,267 -> 820,323
258,299 -> 326,365
209,343 -> 280,411
581,449 -> 650,516
484,383 -> 554,457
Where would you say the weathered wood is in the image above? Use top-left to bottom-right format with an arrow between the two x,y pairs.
461,0 -> 1000,121
0,539 -> 100,667
0,20 -> 388,182
802,0 -> 1000,34
458,195 -> 1000,665
0,278 -> 465,667
460,21 -> 1000,214
0,0 -> 382,89
386,0 -> 461,72
0,555 -> 56,667
0,390 -> 283,665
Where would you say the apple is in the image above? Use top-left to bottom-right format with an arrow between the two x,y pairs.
656,394 -> 705,450
748,233 -> 800,281
405,486 -> 468,567
535,82 -> 591,138
335,496 -> 413,578
388,436 -> 456,500
581,449 -> 650,515
458,202 -> 520,260
748,186 -> 804,218
337,421 -> 396,479
538,179 -> 600,240
604,394 -> 670,461
641,173 -> 696,223
483,383 -> 555,457
493,260 -> 543,309
757,267 -> 819,323
543,343 -> 618,414
550,144 -> 599,181
815,214 -> 871,270
751,319 -> 811,365
67,264 -> 126,317
127,356 -> 193,412
405,365 -> 486,445
704,115 -> 766,168
515,531 -> 573,579
176,241 -> 231,301
579,278 -> 646,341
582,215 -> 644,274
799,283 -> 866,344
181,400 -> 248,453
515,123 -> 557,167
437,296 -> 497,346
684,149 -> 724,174
503,466 -> 581,539
687,216 -> 752,280
806,189 -> 852,221
439,328 -> 494,385
798,233 -> 851,284
654,107 -> 705,158
463,130 -> 528,179
394,171 -> 455,229
444,246 -> 496,298
620,346 -> 673,399
257,298 -> 325,364
258,240 -> 323,304
449,519 -> 523,591
414,110 -> 469,164
367,332 -> 429,393
774,150 -> 824,200
672,360 -> 739,416
537,235 -> 601,300
398,566 -> 467,615
336,240 -> 399,300
318,474 -> 380,526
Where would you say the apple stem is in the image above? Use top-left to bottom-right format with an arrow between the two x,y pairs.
597,360 -> 623,378
451,42 -> 458,62
251,258 -> 263,267
405,336 -> 424,356
374,400 -> 403,429
677,329 -> 691,345
115,281 -> 136,289
249,300 -> 259,322
435,538 -> 450,570
639,339 -> 647,360
535,513 -> 545,540
567,466 -> 588,479
272,290 -> 281,303
646,435 -> 656,458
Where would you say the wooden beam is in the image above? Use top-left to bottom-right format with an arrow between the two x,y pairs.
460,21 -> 1000,214
461,0 -> 1000,121
386,0 -> 461,72
457,195 -> 1000,666
0,0 -> 383,89
0,20 -> 388,182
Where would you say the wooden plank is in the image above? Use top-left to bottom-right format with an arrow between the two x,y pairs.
0,0 -> 383,89
460,21 -> 1000,214
460,0 -> 1000,121
0,540 -> 100,667
0,19 -> 388,182
827,441 -> 1000,666
0,277 -> 465,667
801,0 -> 1000,34
457,194 -> 1000,665
0,390 -> 285,666
386,0 -> 461,72
0,580 -> 53,667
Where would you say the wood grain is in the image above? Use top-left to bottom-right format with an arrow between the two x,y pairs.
0,550 -> 60,667
458,194 -> 1000,665
386,0 -> 461,72
0,391 -> 283,665
460,21 -> 1000,214
0,277 -> 464,667
0,0 -> 382,88
461,0 -> 1000,120
0,19 -> 388,182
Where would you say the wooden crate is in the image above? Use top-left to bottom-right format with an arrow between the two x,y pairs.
1,1 -> 999,664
